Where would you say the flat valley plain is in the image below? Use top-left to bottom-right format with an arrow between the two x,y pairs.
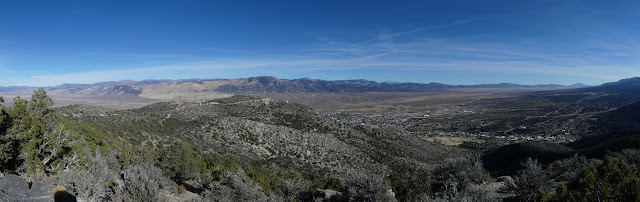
259,88 -> 558,113
7,87 -> 551,112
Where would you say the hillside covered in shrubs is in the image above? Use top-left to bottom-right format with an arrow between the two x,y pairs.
1,90 -> 640,201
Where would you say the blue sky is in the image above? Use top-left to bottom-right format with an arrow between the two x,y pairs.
1,0 -> 639,86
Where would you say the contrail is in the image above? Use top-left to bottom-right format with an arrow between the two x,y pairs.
353,19 -> 477,47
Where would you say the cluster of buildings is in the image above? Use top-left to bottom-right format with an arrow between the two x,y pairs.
327,107 -> 576,143
418,131 -> 573,142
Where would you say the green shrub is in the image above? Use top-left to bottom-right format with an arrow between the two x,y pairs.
0,89 -> 131,175
534,156 -> 640,202
156,141 -> 207,182
572,156 -> 640,201
245,169 -> 281,196
386,169 -> 432,201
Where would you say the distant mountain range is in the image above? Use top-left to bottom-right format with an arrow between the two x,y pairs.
0,76 -> 592,98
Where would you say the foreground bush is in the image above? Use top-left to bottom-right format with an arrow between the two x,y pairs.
341,172 -> 397,202
121,162 -> 170,202
535,156 -> 640,202
202,168 -> 283,201
155,141 -> 207,183
0,89 -> 117,176
54,154 -> 119,201
386,169 -> 431,201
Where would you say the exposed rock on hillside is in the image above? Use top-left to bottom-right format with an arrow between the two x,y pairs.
0,174 -> 55,201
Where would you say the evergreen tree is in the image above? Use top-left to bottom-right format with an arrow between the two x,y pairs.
535,156 -> 640,202
156,141 -> 206,183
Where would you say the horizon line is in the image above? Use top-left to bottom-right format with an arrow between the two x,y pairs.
0,75 -> 601,88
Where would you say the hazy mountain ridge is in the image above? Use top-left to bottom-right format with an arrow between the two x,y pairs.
0,76 -> 590,98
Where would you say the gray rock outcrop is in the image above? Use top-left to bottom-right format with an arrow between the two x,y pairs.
0,174 -> 54,202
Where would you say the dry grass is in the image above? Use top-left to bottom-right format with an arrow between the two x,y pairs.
422,136 -> 486,146
171,184 -> 187,194
50,185 -> 67,194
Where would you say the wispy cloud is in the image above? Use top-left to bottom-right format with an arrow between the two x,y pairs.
16,49 -> 638,86
5,17 -> 640,87
353,19 -> 477,46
